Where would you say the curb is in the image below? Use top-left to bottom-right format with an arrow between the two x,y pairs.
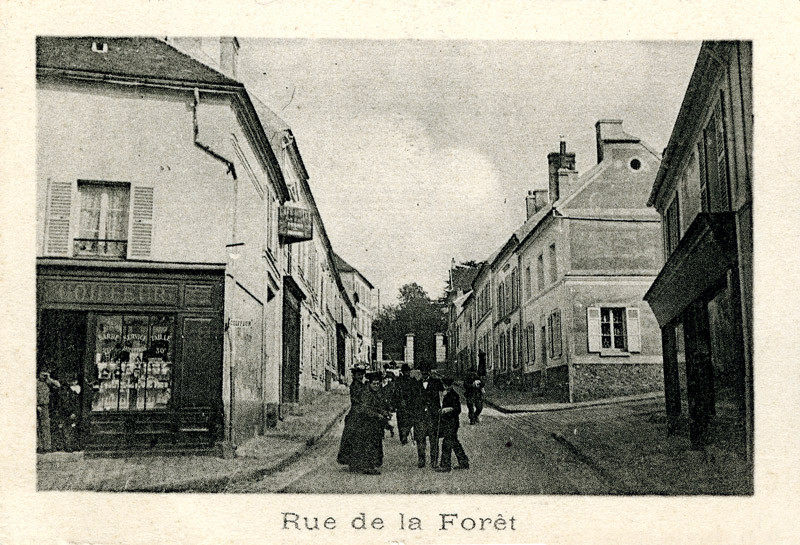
131,404 -> 349,493
484,392 -> 664,414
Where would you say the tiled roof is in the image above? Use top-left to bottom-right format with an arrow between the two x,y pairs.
334,253 -> 374,289
36,37 -> 239,86
451,265 -> 480,292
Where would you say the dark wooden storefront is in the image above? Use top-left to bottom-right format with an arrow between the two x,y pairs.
37,262 -> 224,454
281,276 -> 304,404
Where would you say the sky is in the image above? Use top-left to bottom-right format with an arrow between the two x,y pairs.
238,40 -> 701,305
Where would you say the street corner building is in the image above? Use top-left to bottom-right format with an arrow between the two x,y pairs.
644,41 -> 753,462
35,37 -> 372,454
448,120 -> 666,403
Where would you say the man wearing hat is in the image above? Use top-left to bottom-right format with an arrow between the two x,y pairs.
393,363 -> 417,445
337,366 -> 367,466
413,368 -> 444,468
435,376 -> 470,472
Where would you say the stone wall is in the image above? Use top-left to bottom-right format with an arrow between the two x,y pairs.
572,363 -> 663,402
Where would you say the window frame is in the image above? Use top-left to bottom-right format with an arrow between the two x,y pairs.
75,180 -> 131,259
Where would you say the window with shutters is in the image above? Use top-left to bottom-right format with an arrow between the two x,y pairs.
587,306 -> 642,354
664,194 -> 680,258
698,92 -> 732,213
74,181 -> 130,258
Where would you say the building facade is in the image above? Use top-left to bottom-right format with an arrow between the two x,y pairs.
450,120 -> 665,403
36,37 -> 356,454
644,41 -> 753,463
334,253 -> 376,370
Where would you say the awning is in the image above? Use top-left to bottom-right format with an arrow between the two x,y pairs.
644,212 -> 738,326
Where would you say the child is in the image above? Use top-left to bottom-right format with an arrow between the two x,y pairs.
435,376 -> 470,472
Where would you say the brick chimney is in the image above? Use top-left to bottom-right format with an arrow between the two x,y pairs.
595,119 -> 639,163
525,189 -> 550,219
547,141 -> 577,204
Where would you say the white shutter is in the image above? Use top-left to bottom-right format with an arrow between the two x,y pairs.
44,179 -> 73,256
129,186 -> 154,258
626,307 -> 641,353
587,307 -> 601,353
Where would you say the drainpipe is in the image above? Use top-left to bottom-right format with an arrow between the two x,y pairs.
192,88 -> 239,447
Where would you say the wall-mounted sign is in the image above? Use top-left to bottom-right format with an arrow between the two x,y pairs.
42,280 -> 179,307
279,205 -> 313,243
229,319 -> 252,328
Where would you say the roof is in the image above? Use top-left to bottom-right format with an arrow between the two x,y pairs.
333,253 -> 374,289
450,264 -> 481,293
36,37 -> 240,87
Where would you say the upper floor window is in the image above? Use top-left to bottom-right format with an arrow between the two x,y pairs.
76,181 -> 130,258
664,194 -> 680,258
537,253 -> 545,291
548,243 -> 557,283
698,91 -> 732,213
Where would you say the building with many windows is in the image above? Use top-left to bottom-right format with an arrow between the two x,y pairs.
35,37 -> 357,454
450,121 -> 665,403
334,253 -> 376,370
644,42 -> 752,464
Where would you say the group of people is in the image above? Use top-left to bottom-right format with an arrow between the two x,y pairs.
337,363 -> 484,475
36,369 -> 82,453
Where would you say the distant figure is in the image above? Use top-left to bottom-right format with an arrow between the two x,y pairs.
393,363 -> 417,444
464,368 -> 485,425
477,351 -> 487,378
414,368 -> 443,468
435,376 -> 470,472
55,377 -> 82,452
337,366 -> 367,466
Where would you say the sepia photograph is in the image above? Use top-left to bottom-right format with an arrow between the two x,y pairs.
32,36 -> 753,496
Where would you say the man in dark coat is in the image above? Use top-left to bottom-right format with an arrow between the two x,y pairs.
347,372 -> 393,475
393,363 -> 417,444
464,368 -> 484,425
55,377 -> 82,452
337,366 -> 367,465
435,376 -> 470,472
413,369 -> 443,468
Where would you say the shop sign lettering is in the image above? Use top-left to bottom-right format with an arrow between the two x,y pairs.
43,280 -> 179,307
279,205 -> 313,243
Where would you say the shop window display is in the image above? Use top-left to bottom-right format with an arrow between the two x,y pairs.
92,314 -> 173,411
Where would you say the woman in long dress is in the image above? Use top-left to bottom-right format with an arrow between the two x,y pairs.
337,367 -> 366,465
346,372 -> 393,475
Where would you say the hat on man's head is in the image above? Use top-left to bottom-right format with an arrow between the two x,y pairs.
441,376 -> 455,386
400,363 -> 411,373
351,366 -> 366,374
365,371 -> 383,382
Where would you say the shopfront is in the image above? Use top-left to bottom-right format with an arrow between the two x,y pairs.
37,262 -> 224,453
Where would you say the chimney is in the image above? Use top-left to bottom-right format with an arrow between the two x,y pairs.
595,119 -> 639,163
547,140 -> 576,204
219,37 -> 240,80
525,189 -> 550,219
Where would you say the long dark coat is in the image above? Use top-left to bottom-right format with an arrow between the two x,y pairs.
346,388 -> 391,469
337,380 -> 367,465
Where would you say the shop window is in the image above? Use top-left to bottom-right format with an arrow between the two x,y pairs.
92,314 -> 174,411
75,182 -> 130,258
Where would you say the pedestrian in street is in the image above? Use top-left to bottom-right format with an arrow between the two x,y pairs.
435,376 -> 470,472
464,367 -> 485,425
36,369 -> 60,453
347,372 -> 393,475
337,366 -> 367,466
413,368 -> 444,468
394,363 -> 417,444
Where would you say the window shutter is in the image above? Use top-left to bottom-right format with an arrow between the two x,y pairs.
626,307 -> 641,353
587,307 -> 601,352
44,179 -> 73,256
129,186 -> 154,258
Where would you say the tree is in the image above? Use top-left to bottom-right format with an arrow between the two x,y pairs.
373,282 -> 447,372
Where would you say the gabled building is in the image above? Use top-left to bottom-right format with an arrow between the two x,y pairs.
36,37 -> 291,452
334,253 -> 376,370
644,42 -> 752,464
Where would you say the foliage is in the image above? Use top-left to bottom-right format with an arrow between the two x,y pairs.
373,282 -> 447,371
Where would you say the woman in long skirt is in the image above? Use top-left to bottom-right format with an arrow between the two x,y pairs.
337,367 -> 366,465
346,372 -> 393,475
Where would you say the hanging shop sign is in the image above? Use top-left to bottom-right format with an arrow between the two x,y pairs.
278,205 -> 313,243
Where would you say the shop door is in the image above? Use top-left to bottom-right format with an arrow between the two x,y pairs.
37,310 -> 88,449
282,293 -> 301,403
180,317 -> 222,409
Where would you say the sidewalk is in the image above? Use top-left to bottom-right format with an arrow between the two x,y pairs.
37,391 -> 350,492
484,384 -> 665,413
